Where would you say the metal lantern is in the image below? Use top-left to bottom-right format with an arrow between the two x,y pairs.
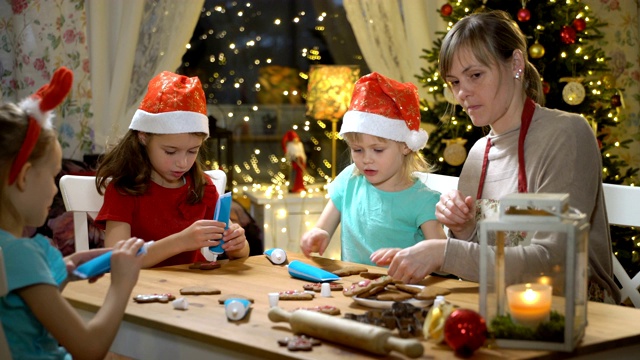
479,193 -> 589,351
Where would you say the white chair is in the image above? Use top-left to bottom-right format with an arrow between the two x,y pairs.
603,183 -> 640,307
0,247 -> 13,359
60,169 -> 227,253
416,172 -> 460,195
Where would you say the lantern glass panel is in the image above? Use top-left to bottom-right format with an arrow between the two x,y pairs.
479,193 -> 589,351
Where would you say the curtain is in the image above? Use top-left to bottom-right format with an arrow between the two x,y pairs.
343,0 -> 446,101
87,0 -> 204,151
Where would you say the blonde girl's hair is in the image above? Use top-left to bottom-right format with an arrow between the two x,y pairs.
439,10 -> 544,106
341,132 -> 436,183
0,103 -> 58,225
95,130 -> 209,204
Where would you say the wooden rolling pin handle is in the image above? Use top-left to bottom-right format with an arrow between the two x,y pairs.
385,336 -> 424,359
269,307 -> 424,358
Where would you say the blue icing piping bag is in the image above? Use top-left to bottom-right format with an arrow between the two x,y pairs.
73,241 -> 153,279
201,192 -> 232,262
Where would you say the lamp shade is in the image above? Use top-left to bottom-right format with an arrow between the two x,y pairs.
306,65 -> 360,121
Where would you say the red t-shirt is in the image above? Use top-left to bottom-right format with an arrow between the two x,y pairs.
95,174 -> 219,267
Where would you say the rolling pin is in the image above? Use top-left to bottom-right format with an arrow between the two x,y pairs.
268,307 -> 424,358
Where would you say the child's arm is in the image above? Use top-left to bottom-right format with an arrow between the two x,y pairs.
18,238 -> 144,359
420,219 -> 447,240
300,200 -> 341,257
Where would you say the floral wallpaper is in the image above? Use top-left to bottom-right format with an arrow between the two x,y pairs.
0,0 -> 94,160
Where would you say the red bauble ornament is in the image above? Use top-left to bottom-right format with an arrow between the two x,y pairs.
560,25 -> 577,44
441,3 -> 453,17
611,94 -> 621,108
517,8 -> 531,22
572,18 -> 586,32
543,81 -> 551,95
444,309 -> 487,357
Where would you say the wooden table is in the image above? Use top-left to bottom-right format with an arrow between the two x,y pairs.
63,253 -> 640,359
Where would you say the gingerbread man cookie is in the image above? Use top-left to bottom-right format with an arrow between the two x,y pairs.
333,265 -> 369,277
343,275 -> 393,297
279,290 -> 314,300
294,305 -> 341,316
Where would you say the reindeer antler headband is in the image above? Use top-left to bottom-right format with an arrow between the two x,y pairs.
9,66 -> 73,184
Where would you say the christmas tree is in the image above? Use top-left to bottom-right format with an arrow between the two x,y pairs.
416,1 -> 639,286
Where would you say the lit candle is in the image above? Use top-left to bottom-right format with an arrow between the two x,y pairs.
506,283 -> 552,328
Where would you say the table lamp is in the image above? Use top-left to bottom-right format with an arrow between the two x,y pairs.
305,65 -> 360,179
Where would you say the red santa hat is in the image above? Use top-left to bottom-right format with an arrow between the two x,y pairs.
10,66 -> 73,184
339,72 -> 428,151
129,71 -> 209,136
281,130 -> 300,152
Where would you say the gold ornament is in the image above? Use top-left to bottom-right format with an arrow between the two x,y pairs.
601,74 -> 615,89
562,81 -> 586,105
528,41 -> 545,59
442,138 -> 468,166
443,87 -> 457,104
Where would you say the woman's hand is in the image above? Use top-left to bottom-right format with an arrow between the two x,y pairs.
300,227 -> 330,257
436,190 -> 476,239
386,240 -> 447,283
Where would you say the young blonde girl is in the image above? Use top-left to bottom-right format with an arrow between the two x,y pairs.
300,72 -> 446,267
0,67 -> 145,359
95,71 -> 249,267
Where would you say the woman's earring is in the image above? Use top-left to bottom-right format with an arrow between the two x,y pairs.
514,69 -> 522,80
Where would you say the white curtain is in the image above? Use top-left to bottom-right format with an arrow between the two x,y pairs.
87,0 -> 204,150
343,0 -> 446,101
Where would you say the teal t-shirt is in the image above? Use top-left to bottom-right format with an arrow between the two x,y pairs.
329,164 -> 440,265
0,229 -> 70,360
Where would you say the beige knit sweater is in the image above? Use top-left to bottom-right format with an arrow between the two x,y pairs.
441,104 -> 620,304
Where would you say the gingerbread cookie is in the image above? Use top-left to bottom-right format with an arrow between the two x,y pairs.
414,286 -> 451,301
277,336 -> 321,351
333,265 -> 368,277
295,305 -> 341,316
302,283 -> 343,292
217,294 -> 255,304
133,293 -> 176,303
376,290 -> 414,302
343,275 -> 393,297
179,286 -> 221,295
279,290 -> 314,300
394,284 -> 422,295
359,272 -> 386,280
189,261 -> 221,270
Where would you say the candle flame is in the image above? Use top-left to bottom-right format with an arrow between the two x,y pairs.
522,288 -> 541,304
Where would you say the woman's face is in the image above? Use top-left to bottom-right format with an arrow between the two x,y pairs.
141,133 -> 204,187
445,47 -> 522,134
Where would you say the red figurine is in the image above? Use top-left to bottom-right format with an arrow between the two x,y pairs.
282,130 -> 307,193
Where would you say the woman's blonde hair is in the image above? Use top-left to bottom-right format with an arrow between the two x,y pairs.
439,10 -> 544,106
341,132 -> 435,183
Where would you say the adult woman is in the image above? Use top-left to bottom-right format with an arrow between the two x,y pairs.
379,10 -> 619,304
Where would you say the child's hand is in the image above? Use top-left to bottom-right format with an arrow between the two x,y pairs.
109,238 -> 145,291
370,248 -> 401,266
221,222 -> 247,253
180,219 -> 227,250
300,228 -> 330,257
64,248 -> 111,283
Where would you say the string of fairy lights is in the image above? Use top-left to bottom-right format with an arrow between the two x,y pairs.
179,1 -> 353,196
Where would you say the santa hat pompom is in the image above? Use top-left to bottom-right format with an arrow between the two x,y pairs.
406,129 -> 429,152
